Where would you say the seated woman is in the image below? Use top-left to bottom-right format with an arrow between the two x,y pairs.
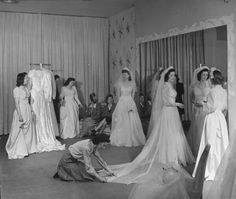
92,94 -> 116,135
80,93 -> 102,137
53,134 -> 114,182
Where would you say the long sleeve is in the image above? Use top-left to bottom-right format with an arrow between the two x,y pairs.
162,84 -> 177,107
42,72 -> 52,102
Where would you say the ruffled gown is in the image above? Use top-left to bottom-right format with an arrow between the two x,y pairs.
6,87 -> 38,159
193,85 -> 228,181
60,86 -> 80,139
110,84 -> 145,147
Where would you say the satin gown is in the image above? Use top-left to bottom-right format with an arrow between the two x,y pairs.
60,86 -> 81,139
6,87 -> 38,159
193,85 -> 228,181
110,84 -> 145,147
187,81 -> 211,157
28,69 -> 65,152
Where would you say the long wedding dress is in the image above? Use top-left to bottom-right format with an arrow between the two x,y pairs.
60,86 -> 81,139
28,68 -> 65,152
107,67 -> 194,199
110,83 -> 145,147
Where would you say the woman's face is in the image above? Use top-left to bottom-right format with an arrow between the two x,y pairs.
200,71 -> 209,82
122,72 -> 129,81
69,80 -> 75,86
107,97 -> 113,104
23,75 -> 28,86
168,71 -> 176,84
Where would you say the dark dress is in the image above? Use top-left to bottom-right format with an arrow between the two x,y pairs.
55,139 -> 98,182
175,82 -> 184,117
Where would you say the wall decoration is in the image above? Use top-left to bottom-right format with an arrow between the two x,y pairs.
109,7 -> 136,98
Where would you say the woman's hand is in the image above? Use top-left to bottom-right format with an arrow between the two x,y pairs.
176,103 -> 184,109
98,176 -> 107,183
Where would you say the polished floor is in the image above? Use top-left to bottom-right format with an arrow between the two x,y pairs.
0,135 -> 141,199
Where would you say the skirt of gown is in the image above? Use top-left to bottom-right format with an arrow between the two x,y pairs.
187,106 -> 207,157
6,105 -> 38,159
110,96 -> 146,147
193,110 -> 229,181
60,97 -> 80,139
151,106 -> 195,165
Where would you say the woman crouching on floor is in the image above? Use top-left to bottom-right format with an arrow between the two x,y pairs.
54,134 -> 114,182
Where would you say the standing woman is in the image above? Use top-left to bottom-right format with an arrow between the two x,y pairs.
110,67 -> 145,147
6,72 -> 38,159
187,66 -> 211,157
193,70 -> 228,181
60,78 -> 81,139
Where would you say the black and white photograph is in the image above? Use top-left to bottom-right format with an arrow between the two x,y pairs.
0,0 -> 235,199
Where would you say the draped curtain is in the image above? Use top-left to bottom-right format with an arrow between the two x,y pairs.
139,30 -> 205,120
0,12 -> 108,135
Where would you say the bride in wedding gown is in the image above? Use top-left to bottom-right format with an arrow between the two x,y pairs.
107,67 -> 194,199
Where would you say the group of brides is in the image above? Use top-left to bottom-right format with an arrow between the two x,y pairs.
5,64 -> 235,198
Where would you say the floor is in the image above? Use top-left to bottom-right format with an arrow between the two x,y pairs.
0,120 -> 194,199
0,135 -> 142,199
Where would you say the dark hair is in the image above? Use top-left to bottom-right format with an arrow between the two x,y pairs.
105,94 -> 113,103
164,68 -> 175,82
211,70 -> 224,85
90,92 -> 96,102
121,69 -> 132,81
54,74 -> 60,80
197,69 -> 209,81
91,134 -> 110,145
64,77 -> 75,86
16,72 -> 27,87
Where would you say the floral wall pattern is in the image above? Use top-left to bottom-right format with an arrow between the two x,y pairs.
109,8 -> 136,100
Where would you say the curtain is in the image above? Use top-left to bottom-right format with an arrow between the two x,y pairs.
0,12 -> 108,135
139,30 -> 205,120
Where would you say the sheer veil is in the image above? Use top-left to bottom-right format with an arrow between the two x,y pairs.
108,66 -> 186,185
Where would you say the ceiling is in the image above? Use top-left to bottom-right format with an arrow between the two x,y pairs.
0,0 -> 136,18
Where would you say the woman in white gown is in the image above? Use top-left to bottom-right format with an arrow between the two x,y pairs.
6,73 -> 38,159
187,66 -> 211,157
28,65 -> 65,152
106,67 -> 194,199
110,67 -> 146,147
60,78 -> 81,139
192,70 -> 228,181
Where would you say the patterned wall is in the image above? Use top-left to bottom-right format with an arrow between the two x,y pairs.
108,8 -> 136,100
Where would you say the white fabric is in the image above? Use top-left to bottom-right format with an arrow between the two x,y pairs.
60,86 -> 81,139
107,67 -> 194,191
205,132 -> 236,199
5,87 -> 39,159
28,68 -> 65,152
193,85 -> 228,181
0,12 -> 108,135
110,83 -> 145,147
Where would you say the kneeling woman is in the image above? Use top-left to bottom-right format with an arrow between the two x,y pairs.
54,134 -> 114,182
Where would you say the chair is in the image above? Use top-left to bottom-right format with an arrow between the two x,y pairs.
186,144 -> 211,199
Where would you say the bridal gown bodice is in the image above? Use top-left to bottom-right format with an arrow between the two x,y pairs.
28,69 -> 64,152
